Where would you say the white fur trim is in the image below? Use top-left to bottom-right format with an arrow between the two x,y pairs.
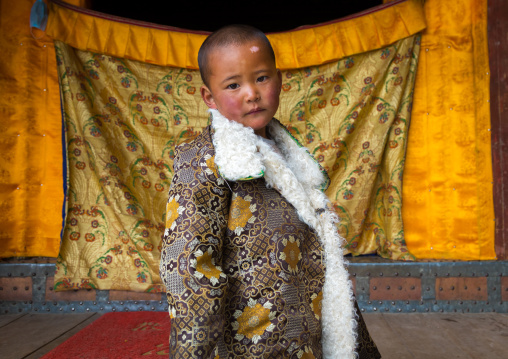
210,109 -> 265,181
267,121 -> 326,191
210,109 -> 357,358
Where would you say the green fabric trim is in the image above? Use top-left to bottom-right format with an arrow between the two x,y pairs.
236,171 -> 265,181
217,169 -> 265,182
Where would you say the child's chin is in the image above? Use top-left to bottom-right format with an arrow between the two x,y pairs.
247,118 -> 272,130
246,112 -> 274,124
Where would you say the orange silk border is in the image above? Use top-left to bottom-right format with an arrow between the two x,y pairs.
0,0 -> 63,257
402,0 -> 496,259
46,0 -> 426,70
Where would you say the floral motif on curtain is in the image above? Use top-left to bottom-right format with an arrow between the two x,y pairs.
54,34 -> 418,291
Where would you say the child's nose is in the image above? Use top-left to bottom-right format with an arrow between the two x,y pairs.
245,85 -> 260,102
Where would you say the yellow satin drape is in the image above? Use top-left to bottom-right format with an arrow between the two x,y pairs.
0,0 -> 93,258
0,0 -> 62,257
402,0 -> 496,260
46,0 -> 425,70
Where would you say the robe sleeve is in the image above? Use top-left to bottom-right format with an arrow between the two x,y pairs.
160,139 -> 230,358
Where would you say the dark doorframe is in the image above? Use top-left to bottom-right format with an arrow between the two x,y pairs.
488,0 -> 508,260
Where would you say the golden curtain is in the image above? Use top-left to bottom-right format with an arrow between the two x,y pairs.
0,0 -> 495,266
0,0 -> 92,258
51,1 -> 424,291
0,0 -> 63,257
402,0 -> 496,260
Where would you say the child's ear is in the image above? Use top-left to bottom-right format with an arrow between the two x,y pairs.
200,85 -> 217,109
277,70 -> 282,92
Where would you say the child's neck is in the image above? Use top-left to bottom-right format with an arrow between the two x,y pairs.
254,127 -> 268,139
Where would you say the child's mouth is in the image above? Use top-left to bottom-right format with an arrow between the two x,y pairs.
246,108 -> 264,115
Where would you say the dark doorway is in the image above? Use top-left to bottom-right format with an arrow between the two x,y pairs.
89,0 -> 383,33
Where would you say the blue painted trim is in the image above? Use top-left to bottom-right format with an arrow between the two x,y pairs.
59,87 -> 68,247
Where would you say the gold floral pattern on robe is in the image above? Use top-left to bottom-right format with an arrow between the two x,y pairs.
193,247 -> 226,285
233,299 -> 276,343
227,194 -> 256,235
166,194 -> 182,230
280,236 -> 302,274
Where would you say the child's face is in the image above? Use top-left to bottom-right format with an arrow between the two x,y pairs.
200,40 -> 282,138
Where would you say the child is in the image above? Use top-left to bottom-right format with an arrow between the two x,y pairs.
160,24 -> 380,358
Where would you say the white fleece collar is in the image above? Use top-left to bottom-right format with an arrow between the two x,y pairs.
209,109 -> 329,191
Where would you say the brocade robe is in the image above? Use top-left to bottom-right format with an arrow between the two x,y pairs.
160,109 -> 380,358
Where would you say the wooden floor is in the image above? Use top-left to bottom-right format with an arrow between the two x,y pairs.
0,313 -> 507,358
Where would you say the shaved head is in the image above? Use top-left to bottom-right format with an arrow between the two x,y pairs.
198,24 -> 276,87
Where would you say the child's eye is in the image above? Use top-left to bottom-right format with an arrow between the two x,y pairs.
257,76 -> 268,82
226,83 -> 239,90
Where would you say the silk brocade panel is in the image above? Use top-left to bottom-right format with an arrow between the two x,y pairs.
54,34 -> 418,291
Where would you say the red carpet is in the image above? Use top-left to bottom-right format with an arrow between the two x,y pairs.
43,312 -> 170,358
